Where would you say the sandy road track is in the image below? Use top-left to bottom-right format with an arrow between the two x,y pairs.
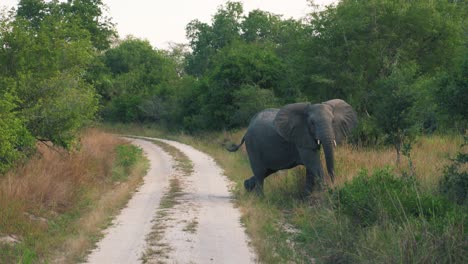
85,137 -> 256,264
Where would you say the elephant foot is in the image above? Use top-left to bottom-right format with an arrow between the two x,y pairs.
244,177 -> 264,196
244,178 -> 256,192
303,186 -> 326,206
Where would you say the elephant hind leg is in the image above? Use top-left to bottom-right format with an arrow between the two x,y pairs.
244,176 -> 256,192
244,168 -> 276,195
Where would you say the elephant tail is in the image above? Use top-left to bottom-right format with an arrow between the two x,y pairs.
226,137 -> 245,152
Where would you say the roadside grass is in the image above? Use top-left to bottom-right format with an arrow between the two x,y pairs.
0,128 -> 148,263
102,123 -> 466,263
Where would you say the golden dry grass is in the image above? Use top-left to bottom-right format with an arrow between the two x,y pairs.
0,128 -> 123,213
0,128 -> 148,263
334,136 -> 463,189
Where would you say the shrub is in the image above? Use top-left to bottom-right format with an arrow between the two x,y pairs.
439,136 -> 468,205
231,84 -> 278,127
105,95 -> 143,122
113,144 -> 143,181
333,168 -> 456,226
0,93 -> 34,174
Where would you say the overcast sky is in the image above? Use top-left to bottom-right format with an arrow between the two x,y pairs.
1,0 -> 337,49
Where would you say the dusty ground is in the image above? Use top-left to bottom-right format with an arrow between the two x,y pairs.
85,137 -> 256,264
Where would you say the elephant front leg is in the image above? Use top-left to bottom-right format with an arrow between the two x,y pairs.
302,150 -> 324,195
305,167 -> 324,195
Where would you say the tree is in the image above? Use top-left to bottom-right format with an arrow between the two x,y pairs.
305,0 -> 464,113
433,46 -> 468,131
231,84 -> 278,127
16,0 -> 115,50
199,41 -> 284,129
303,0 -> 466,147
0,0 -> 112,152
185,1 -> 243,76
372,63 -> 420,164
241,9 -> 281,43
23,73 -> 98,148
0,84 -> 34,174
93,38 -> 179,122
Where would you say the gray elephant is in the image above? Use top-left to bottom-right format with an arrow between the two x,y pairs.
227,99 -> 357,195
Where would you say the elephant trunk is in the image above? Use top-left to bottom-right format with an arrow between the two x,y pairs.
317,123 -> 335,182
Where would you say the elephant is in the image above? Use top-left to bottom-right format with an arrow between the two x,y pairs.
227,99 -> 357,195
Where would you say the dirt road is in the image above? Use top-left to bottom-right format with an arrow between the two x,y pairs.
85,137 -> 256,264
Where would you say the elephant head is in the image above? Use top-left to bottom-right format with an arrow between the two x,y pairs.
273,99 -> 357,181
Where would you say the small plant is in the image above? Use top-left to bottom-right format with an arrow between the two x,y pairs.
112,144 -> 143,181
116,145 -> 143,171
439,135 -> 468,205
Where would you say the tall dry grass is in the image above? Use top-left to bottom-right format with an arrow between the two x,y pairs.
0,129 -> 123,214
0,128 -> 148,263
334,136 -> 463,188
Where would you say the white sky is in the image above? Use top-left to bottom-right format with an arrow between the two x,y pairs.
1,0 -> 337,49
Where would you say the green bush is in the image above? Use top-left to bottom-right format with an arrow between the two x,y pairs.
333,168 -> 456,226
105,95 -> 143,122
0,93 -> 35,174
112,144 -> 143,181
116,144 -> 142,169
439,137 -> 468,205
231,84 -> 278,127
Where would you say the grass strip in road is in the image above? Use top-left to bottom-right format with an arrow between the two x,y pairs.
140,138 -> 194,264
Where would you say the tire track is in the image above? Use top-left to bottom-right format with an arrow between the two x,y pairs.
85,137 -> 256,264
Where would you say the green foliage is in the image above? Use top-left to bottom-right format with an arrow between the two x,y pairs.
231,84 -> 278,127
440,137 -> 468,205
104,95 -> 143,123
16,0 -> 115,50
197,42 -> 285,129
372,63 -> 421,160
22,73 -> 98,149
306,0 -> 466,135
93,38 -> 179,122
185,1 -> 243,76
433,48 -> 468,130
0,91 -> 34,174
333,168 -> 458,227
349,116 -> 383,147
0,0 -> 113,172
115,144 -> 143,169
112,144 -> 143,181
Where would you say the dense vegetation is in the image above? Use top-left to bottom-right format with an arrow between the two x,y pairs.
1,0 -> 466,171
0,0 -> 114,173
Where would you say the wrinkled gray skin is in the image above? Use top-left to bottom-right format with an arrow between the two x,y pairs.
227,99 -> 357,195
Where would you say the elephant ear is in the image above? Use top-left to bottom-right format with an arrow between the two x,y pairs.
273,103 -> 316,148
324,99 -> 358,144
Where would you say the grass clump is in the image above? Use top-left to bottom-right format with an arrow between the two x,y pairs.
439,136 -> 468,205
333,168 -> 458,227
299,168 -> 467,264
112,144 -> 144,181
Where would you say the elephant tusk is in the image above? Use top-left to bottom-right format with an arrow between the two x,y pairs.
333,140 -> 337,147
317,139 -> 320,145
